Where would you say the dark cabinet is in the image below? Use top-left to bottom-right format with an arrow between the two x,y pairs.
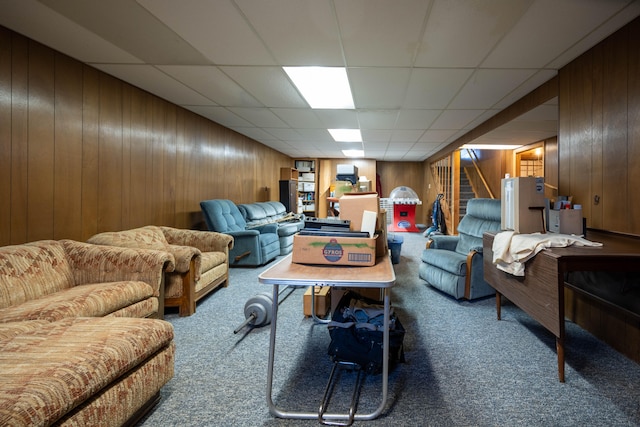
279,180 -> 298,213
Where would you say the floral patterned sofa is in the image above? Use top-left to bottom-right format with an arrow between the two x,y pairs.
0,239 -> 176,426
87,226 -> 233,317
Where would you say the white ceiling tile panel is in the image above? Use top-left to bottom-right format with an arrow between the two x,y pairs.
492,70 -> 557,109
264,128 -> 304,141
271,108 -> 325,128
138,0 -> 275,65
358,111 -> 399,129
361,130 -> 392,142
403,68 -> 474,109
390,129 -> 426,143
349,68 -> 412,108
91,64 -> 213,105
158,65 -> 261,107
363,141 -> 390,150
220,66 -> 308,108
450,69 -> 538,109
415,0 -> 532,68
294,129 -> 335,142
226,108 -> 290,128
482,0 -> 634,69
185,106 -> 253,128
335,0 -> 432,66
545,0 -> 640,69
235,0 -> 344,66
430,110 -> 486,130
0,0 -> 142,64
396,110 -> 441,129
314,110 -> 360,128
229,127 -> 278,142
419,129 -> 459,143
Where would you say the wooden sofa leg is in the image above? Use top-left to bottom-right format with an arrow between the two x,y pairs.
178,264 -> 196,317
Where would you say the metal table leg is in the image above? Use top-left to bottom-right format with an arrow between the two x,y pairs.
265,285 -> 390,422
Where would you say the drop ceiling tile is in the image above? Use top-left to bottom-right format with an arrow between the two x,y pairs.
40,0 -> 209,64
483,0 -> 633,69
391,129 -> 425,143
358,110 -> 399,129
138,0 -> 274,65
235,0 -> 343,66
335,0 -> 431,66
419,129 -> 459,143
0,0 -> 142,64
314,110 -> 360,128
91,64 -> 213,105
265,128 -> 304,141
158,65 -> 261,107
349,68 -> 412,108
363,141 -> 390,150
220,66 -> 307,108
492,70 -> 557,109
361,129 -> 392,142
271,108 -> 325,128
396,109 -> 440,129
229,127 -> 278,141
404,68 -> 474,109
430,110 -> 485,130
227,107 -> 290,127
295,129 -> 335,141
415,0 -> 531,68
185,106 -> 253,128
450,69 -> 538,109
463,109 -> 502,131
546,1 -> 640,69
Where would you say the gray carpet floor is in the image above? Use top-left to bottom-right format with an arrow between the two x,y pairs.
139,231 -> 640,426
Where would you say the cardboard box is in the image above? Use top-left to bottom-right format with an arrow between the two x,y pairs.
292,233 -> 380,266
339,192 -> 380,232
548,209 -> 583,235
331,288 -> 383,313
303,286 -> 331,317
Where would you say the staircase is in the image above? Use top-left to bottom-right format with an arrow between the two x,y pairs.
459,168 -> 475,221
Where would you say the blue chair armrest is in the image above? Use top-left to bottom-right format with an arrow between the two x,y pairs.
429,235 -> 459,251
227,230 -> 260,238
255,223 -> 278,234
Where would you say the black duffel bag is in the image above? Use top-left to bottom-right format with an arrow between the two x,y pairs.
327,291 -> 405,374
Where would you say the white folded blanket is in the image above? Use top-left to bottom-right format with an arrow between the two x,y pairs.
492,231 -> 603,276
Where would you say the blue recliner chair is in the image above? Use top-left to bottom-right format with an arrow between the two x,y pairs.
200,199 -> 280,267
418,198 -> 502,300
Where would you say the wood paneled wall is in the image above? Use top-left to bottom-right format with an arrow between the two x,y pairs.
558,16 -> 640,236
0,28 -> 291,245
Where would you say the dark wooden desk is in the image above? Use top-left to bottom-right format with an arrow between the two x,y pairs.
483,230 -> 640,382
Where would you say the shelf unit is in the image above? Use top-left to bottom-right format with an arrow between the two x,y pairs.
294,159 -> 318,217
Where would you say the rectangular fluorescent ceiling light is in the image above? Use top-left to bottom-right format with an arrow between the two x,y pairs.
329,129 -> 362,142
461,144 -> 522,150
284,67 -> 355,109
342,149 -> 364,158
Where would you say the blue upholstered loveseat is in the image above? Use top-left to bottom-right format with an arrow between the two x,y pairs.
200,199 -> 280,267
418,198 -> 502,300
237,201 -> 304,255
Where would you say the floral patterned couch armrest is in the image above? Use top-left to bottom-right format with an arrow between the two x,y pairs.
60,239 -> 175,297
165,244 -> 201,275
160,227 -> 234,253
